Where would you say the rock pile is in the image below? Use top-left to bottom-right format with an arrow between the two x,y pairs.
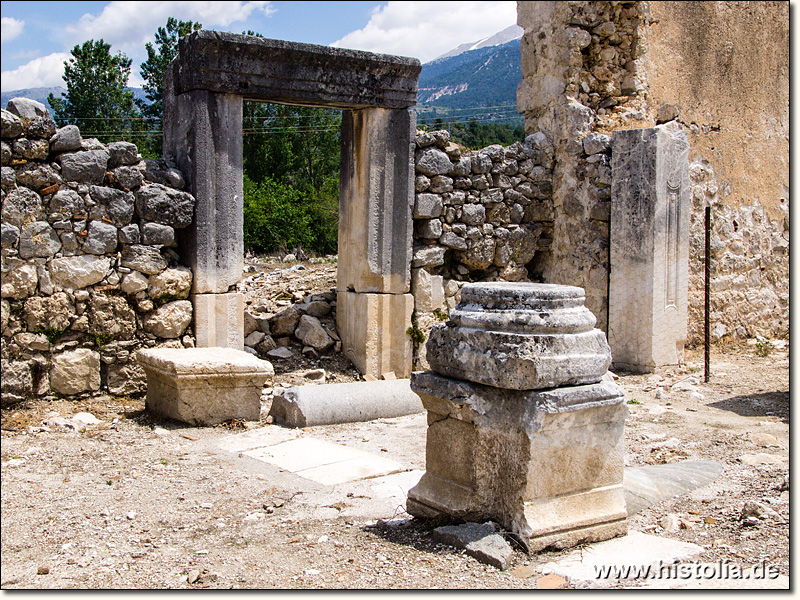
1,98 -> 197,405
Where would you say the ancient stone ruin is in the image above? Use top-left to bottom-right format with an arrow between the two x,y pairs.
407,282 -> 628,552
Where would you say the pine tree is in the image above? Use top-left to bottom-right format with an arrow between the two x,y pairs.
48,39 -> 139,143
138,17 -> 202,121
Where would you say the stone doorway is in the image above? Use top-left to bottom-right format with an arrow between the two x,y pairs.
162,31 -> 421,377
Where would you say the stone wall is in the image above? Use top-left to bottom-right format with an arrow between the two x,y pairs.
1,99 -> 197,405
516,0 -> 789,346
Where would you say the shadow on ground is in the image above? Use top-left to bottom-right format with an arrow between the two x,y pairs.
708,391 -> 789,423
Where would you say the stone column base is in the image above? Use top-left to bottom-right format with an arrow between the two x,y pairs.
407,370 -> 628,552
193,292 -> 244,350
336,291 -> 413,378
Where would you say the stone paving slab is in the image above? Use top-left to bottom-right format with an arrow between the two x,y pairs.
540,531 -> 703,588
369,470 -> 424,500
215,426 -> 301,453
242,437 -> 406,486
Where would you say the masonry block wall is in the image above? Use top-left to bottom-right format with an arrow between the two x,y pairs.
1,101 -> 197,405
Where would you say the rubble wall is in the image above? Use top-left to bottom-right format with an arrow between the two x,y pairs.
516,0 -> 789,345
1,102 -> 197,405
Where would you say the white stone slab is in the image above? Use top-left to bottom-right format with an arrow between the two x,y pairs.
370,470 -> 425,500
541,531 -> 703,588
243,437 -> 405,485
215,426 -> 300,453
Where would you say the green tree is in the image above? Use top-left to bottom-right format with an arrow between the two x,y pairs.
138,17 -> 202,121
48,39 -> 139,144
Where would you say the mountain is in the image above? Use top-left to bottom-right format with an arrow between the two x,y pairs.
434,24 -> 523,61
416,32 -> 523,124
1,86 -> 149,116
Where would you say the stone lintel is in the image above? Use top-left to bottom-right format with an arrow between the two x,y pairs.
407,370 -> 628,552
172,31 -> 421,110
193,293 -> 244,350
336,291 -> 413,378
137,347 -> 273,426
338,108 -> 415,294
609,125 -> 690,371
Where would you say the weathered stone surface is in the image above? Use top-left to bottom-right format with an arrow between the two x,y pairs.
121,270 -> 149,295
305,300 -> 331,318
148,267 -> 192,300
416,147 -> 453,176
88,186 -> 135,226
50,255 -> 112,289
58,150 -> 109,184
24,116 -> 56,139
1,359 -> 33,403
416,218 -> 442,239
432,522 -> 513,570
49,189 -> 85,219
6,97 -> 49,120
170,30 -> 420,109
1,263 -> 38,299
294,315 -> 333,352
143,300 -> 193,338
411,267 -> 444,313
0,223 -> 19,248
135,183 -> 194,228
407,371 -> 628,552
583,132 -> 612,155
412,245 -> 446,268
88,293 -> 137,339
142,158 -> 185,189
50,125 -> 82,152
141,222 -> 176,247
456,237 -> 496,270
269,379 -> 424,427
107,361 -> 147,396
193,293 -> 244,350
269,305 -> 302,337
426,283 -> 611,390
337,291 -> 414,378
623,461 -> 724,516
107,141 -> 139,167
118,223 -> 140,244
1,165 -> 14,191
50,349 -> 101,395
338,108 -> 415,295
15,162 -> 62,192
24,292 -> 73,332
414,193 -> 443,218
1,109 -> 23,138
137,347 -> 273,425
82,220 -> 118,255
2,186 -> 44,227
460,203 -> 486,226
18,221 -> 61,258
120,245 -> 167,275
609,126 -> 690,372
111,165 -> 144,190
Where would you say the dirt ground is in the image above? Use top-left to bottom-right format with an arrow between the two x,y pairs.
0,259 -> 790,589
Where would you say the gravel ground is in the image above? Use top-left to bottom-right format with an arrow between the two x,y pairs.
1,260 -> 789,589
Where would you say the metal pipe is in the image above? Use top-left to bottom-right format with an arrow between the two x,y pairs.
704,205 -> 711,383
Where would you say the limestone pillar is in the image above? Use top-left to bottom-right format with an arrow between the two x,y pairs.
608,125 -> 690,372
407,282 -> 628,552
193,293 -> 244,351
337,107 -> 416,378
164,69 -> 245,349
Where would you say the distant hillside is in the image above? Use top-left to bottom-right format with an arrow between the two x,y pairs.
417,38 -> 522,124
2,86 -> 149,116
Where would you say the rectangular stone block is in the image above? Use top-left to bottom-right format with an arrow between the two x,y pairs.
193,293 -> 244,350
411,267 -> 445,313
172,31 -> 421,109
336,291 -> 414,378
137,347 -> 273,426
407,371 -> 628,552
338,108 -> 415,294
609,125 -> 690,372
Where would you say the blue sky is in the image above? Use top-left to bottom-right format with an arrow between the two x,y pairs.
0,1 -> 518,92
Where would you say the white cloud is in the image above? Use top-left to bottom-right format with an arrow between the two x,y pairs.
1,17 -> 25,43
331,1 -> 517,63
64,1 -> 275,56
0,52 -> 70,92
